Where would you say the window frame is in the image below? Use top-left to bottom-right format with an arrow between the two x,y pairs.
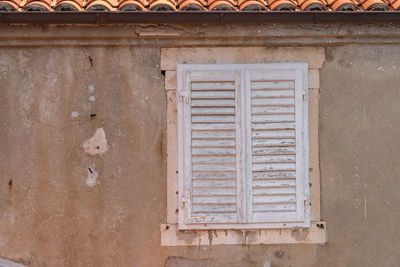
177,63 -> 310,230
160,47 -> 327,246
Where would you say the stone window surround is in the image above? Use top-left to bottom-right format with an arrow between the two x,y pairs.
160,47 -> 327,246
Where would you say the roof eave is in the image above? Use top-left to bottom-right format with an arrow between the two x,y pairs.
0,11 -> 400,25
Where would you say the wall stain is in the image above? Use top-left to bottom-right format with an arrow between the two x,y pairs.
177,230 -> 198,245
274,250 -> 285,259
88,56 -> 94,67
208,230 -> 213,246
158,129 -> 165,158
245,230 -> 258,244
290,228 -> 310,241
165,256 -> 218,267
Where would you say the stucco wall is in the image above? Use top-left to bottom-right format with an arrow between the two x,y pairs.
0,24 -> 399,266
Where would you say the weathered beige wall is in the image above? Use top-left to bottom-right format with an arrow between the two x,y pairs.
0,47 -> 166,266
318,45 -> 400,267
0,25 -> 399,266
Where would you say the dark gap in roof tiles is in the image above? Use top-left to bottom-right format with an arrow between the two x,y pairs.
299,0 -> 327,11
181,4 -> 205,11
305,4 -> 326,10
359,0 -> 389,10
25,4 -> 48,10
119,0 -> 146,11
179,0 -> 206,10
120,4 -> 143,10
54,0 -> 83,11
87,5 -> 110,10
150,5 -> 175,10
241,4 -> 266,10
326,0 -> 358,10
337,4 -> 357,10
367,3 -> 388,9
150,0 -> 176,10
0,2 -> 16,10
55,4 -> 79,10
274,5 -> 296,10
268,0 -> 297,11
238,0 -> 267,10
211,4 -> 236,10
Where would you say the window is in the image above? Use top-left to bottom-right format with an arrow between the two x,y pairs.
177,64 -> 309,230
161,47 -> 326,245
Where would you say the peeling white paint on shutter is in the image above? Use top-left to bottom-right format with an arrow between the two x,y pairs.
177,64 -> 309,230
190,79 -> 239,222
246,72 -> 297,223
246,67 -> 309,226
178,69 -> 243,228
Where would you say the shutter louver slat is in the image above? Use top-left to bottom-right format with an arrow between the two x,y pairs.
189,80 -> 239,224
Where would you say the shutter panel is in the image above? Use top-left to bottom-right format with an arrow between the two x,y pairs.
247,68 -> 309,226
179,70 -> 242,227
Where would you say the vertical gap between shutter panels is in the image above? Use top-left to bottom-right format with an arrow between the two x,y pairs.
237,70 -> 246,224
244,70 -> 253,223
189,76 -> 240,224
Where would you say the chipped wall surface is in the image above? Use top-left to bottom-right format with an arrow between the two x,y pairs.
0,24 -> 400,266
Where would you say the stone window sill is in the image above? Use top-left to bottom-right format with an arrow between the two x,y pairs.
161,222 -> 327,246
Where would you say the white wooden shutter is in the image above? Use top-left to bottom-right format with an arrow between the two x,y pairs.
177,64 -> 309,230
246,67 -> 309,227
177,69 -> 243,229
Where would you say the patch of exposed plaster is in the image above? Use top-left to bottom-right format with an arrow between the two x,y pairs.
82,128 -> 108,156
86,167 -> 98,187
264,260 -> 271,267
0,257 -> 27,267
71,111 -> 79,118
88,84 -> 95,92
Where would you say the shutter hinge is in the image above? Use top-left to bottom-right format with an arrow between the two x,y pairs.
304,195 -> 308,206
302,92 -> 307,101
179,90 -> 190,104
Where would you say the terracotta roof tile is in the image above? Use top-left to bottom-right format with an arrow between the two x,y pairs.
358,0 -> 389,10
267,0 -> 295,10
0,0 -> 397,11
24,0 -> 52,10
55,0 -> 82,10
389,0 -> 400,9
298,0 -> 327,10
149,0 -> 176,10
177,0 -> 206,10
238,0 -> 266,10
